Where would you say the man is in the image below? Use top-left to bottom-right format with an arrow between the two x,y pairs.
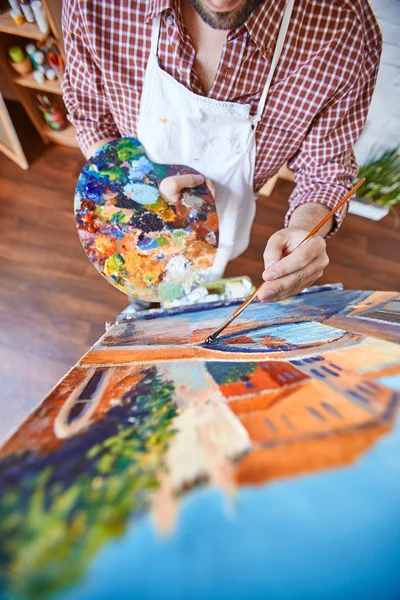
62,0 -> 381,302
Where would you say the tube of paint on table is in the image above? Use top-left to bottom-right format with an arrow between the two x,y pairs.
20,0 -> 35,23
30,1 -> 48,34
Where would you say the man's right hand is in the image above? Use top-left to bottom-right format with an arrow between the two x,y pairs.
159,174 -> 216,204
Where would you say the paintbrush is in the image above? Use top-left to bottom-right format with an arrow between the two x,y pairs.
204,178 -> 366,345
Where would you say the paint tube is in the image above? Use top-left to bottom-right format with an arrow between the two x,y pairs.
20,0 -> 35,23
30,1 -> 48,34
8,0 -> 22,15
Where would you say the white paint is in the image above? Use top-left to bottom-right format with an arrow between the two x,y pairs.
164,255 -> 201,295
181,191 -> 204,209
355,0 -> 400,162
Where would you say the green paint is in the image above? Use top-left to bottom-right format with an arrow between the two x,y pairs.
116,140 -> 143,161
110,211 -> 130,224
158,282 -> 184,301
172,230 -> 188,249
206,362 -> 259,384
104,253 -> 125,277
98,168 -> 123,182
157,237 -> 169,247
151,163 -> 169,179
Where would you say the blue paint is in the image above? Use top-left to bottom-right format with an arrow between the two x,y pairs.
123,182 -> 159,205
378,374 -> 400,392
137,236 -> 159,250
310,369 -> 325,378
348,390 -> 370,403
265,418 -> 277,432
216,321 -> 346,354
128,156 -> 153,180
306,406 -> 325,422
283,371 -> 294,380
320,366 -> 340,377
320,401 -> 343,419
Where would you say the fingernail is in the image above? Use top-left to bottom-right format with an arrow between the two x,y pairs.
263,270 -> 277,281
193,175 -> 204,184
265,260 -> 276,268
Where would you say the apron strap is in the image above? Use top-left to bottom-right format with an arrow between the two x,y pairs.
253,0 -> 295,126
151,14 -> 162,56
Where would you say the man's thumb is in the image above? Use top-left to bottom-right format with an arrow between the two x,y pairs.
159,174 -> 204,203
178,174 -> 205,189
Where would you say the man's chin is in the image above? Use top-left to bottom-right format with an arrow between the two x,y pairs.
185,0 -> 265,30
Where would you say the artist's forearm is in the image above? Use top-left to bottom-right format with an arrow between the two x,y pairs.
288,203 -> 333,238
85,137 -> 119,160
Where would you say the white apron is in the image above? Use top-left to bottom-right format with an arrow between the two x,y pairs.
138,0 -> 294,279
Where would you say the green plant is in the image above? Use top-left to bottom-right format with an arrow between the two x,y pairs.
354,147 -> 400,208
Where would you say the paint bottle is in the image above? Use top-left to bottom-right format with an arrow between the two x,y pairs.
20,0 -> 35,23
8,0 -> 22,15
45,68 -> 56,81
33,70 -> 44,84
25,43 -> 39,69
33,49 -> 45,66
9,9 -> 25,25
30,1 -> 49,34
8,45 -> 24,63
36,94 -> 66,131
8,46 -> 33,76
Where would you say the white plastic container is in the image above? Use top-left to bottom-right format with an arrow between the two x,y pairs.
30,1 -> 49,34
20,0 -> 35,23
8,0 -> 22,15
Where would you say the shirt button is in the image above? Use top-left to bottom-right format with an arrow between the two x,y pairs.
166,15 -> 174,26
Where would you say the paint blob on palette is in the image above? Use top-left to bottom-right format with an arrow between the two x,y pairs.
74,138 -> 218,302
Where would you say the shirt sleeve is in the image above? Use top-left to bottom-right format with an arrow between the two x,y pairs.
286,37 -> 382,236
62,0 -> 120,156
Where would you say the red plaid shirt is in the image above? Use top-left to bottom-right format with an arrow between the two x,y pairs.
62,0 -> 381,232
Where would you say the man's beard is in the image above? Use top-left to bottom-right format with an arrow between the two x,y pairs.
185,0 -> 265,30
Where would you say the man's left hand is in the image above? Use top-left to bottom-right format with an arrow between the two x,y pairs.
258,227 -> 329,302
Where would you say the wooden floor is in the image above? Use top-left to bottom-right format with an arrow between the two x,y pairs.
0,103 -> 399,440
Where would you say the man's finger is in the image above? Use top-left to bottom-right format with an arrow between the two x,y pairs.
263,236 -> 326,281
263,231 -> 287,269
258,257 -> 324,302
159,174 -> 204,203
205,178 -> 216,200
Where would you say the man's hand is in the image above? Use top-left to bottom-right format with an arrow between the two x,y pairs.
159,174 -> 216,203
258,227 -> 329,302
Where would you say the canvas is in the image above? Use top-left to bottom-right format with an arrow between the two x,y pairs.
74,138 -> 218,302
1,287 -> 400,600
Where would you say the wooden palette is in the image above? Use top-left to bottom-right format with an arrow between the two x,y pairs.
74,138 -> 218,302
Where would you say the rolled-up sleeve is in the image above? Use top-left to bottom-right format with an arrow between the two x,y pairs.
62,0 -> 120,156
286,37 -> 382,235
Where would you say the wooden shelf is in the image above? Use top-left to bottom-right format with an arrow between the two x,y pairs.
0,12 -> 45,41
45,124 -> 79,148
13,72 -> 62,94
0,1 -> 74,156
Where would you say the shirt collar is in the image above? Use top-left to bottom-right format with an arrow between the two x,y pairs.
145,0 -> 174,22
244,0 -> 288,60
145,0 -> 288,61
